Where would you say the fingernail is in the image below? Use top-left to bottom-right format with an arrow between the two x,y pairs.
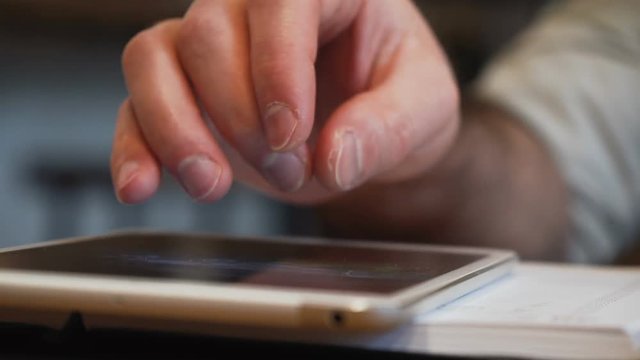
262,152 -> 306,192
116,161 -> 140,203
335,131 -> 363,190
117,161 -> 139,190
264,102 -> 298,151
177,154 -> 222,201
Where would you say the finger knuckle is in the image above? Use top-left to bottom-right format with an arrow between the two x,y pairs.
177,14 -> 230,59
122,28 -> 159,71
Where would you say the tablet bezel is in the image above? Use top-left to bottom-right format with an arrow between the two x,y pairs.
0,231 -> 517,331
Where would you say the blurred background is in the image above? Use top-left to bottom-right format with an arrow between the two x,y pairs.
0,0 -> 546,248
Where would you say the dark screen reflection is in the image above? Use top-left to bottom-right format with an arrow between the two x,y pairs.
0,234 -> 483,294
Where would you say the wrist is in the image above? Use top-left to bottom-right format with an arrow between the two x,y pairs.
419,99 -> 570,258
319,99 -> 569,260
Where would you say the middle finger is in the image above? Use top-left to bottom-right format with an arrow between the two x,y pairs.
177,0 -> 310,192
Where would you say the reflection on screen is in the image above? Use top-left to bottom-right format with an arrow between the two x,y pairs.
0,234 -> 483,294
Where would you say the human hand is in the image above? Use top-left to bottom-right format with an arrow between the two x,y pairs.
111,0 -> 459,205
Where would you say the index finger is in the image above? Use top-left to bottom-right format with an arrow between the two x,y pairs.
247,0 -> 320,152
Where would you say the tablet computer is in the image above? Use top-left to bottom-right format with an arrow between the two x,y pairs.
0,231 -> 516,333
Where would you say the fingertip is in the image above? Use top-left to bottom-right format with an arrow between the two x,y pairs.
332,129 -> 365,191
175,154 -> 234,203
260,145 -> 311,193
205,167 -> 234,202
189,164 -> 234,203
315,127 -> 368,192
115,161 -> 161,204
263,101 -> 301,152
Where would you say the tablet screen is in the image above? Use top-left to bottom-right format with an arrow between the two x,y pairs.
0,234 -> 484,294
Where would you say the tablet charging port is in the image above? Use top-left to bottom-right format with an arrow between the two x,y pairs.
329,311 -> 345,328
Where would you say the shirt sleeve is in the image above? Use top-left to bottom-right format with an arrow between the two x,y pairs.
474,1 -> 640,263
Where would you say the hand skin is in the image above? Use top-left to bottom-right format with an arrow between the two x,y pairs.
111,0 -> 569,260
111,0 -> 459,205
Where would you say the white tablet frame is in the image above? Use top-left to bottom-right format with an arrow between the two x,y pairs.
0,231 -> 517,332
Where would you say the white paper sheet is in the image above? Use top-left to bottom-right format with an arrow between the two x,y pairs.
419,263 -> 640,341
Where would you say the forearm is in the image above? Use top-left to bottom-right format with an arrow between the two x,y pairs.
319,100 -> 569,260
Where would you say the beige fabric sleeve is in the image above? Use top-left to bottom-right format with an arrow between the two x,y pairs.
475,1 -> 640,263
